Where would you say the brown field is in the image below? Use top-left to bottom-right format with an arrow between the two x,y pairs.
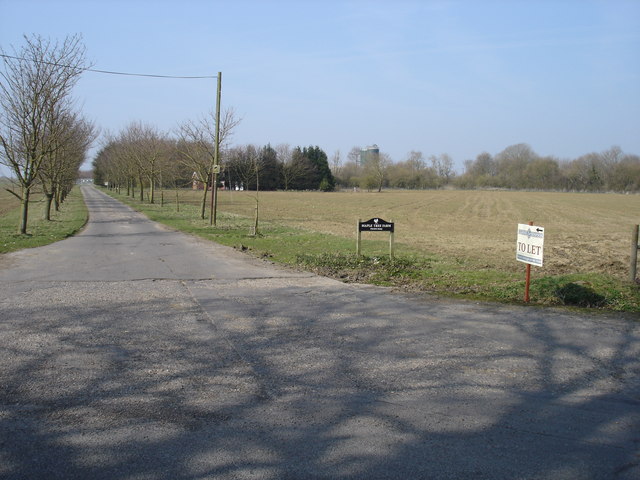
12,185 -> 635,280
198,189 -> 639,279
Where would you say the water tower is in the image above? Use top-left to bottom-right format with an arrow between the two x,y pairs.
359,144 -> 379,166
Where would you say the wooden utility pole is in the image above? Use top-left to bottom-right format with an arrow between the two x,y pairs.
210,71 -> 222,226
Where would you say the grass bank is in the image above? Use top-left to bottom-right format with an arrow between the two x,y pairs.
0,186 -> 88,254
103,188 -> 639,314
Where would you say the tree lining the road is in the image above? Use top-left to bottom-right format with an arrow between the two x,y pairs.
0,34 -> 94,233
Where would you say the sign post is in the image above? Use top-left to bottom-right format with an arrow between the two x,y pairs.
631,224 -> 639,283
357,218 -> 395,260
516,221 -> 545,302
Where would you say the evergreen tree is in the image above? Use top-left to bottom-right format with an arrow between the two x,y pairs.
295,145 -> 335,191
259,144 -> 280,191
289,147 -> 314,190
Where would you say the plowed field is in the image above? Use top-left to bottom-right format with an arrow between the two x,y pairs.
210,189 -> 638,279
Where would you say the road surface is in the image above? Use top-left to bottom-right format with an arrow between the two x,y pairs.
0,185 -> 639,479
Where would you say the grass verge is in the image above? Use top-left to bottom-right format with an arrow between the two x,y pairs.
104,188 -> 640,314
0,187 -> 88,254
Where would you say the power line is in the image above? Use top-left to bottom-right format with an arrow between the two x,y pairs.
87,68 -> 216,79
0,53 -> 216,79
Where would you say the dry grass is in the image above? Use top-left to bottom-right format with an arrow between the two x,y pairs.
0,180 -> 22,216
151,188 -> 640,280
0,182 -> 48,217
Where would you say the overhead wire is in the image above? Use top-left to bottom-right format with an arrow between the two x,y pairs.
0,53 -> 216,79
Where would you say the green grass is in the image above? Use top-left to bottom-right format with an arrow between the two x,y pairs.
103,188 -> 640,313
0,187 -> 88,253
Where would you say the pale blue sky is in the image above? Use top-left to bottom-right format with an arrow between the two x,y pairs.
1,0 -> 639,172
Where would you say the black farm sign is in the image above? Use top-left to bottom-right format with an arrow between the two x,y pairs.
359,218 -> 394,232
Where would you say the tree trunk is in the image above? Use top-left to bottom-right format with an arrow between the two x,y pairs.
252,166 -> 260,235
19,188 -> 30,234
44,193 -> 54,221
149,176 -> 155,204
252,202 -> 259,236
54,187 -> 61,212
138,176 -> 144,202
200,182 -> 209,219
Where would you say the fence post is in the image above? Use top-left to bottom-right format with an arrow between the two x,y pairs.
389,219 -> 394,261
631,225 -> 639,283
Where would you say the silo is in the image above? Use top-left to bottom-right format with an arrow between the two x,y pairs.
359,144 -> 379,166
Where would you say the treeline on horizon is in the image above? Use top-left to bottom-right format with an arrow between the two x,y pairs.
336,143 -> 640,193
94,130 -> 640,195
93,134 -> 337,196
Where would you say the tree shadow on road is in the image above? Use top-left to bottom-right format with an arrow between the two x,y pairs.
1,279 -> 639,479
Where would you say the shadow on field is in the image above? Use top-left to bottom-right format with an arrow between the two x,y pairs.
1,279 -> 639,479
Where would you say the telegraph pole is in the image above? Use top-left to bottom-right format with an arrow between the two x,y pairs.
210,71 -> 222,226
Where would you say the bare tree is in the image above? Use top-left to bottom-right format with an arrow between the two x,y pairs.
158,140 -> 189,210
386,152 -> 438,189
406,150 -> 425,172
495,143 -> 537,188
429,153 -> 455,186
364,151 -> 392,192
227,145 -> 263,234
608,153 -> 640,192
0,34 -> 89,233
121,122 -> 167,204
39,113 -> 96,219
175,108 -> 241,219
330,149 -> 342,177
347,146 -> 361,167
276,143 -> 312,190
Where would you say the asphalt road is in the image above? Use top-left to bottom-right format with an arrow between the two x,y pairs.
0,185 -> 639,480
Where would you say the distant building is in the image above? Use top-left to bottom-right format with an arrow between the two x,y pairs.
76,170 -> 93,184
192,172 -> 212,190
359,144 -> 379,167
192,172 -> 203,190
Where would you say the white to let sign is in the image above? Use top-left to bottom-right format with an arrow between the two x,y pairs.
516,224 -> 544,266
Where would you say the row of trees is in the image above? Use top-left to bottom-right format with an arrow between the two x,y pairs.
93,115 -> 337,217
333,148 -> 455,191
93,123 -> 337,233
331,144 -> 640,193
0,34 -> 96,233
456,144 -> 640,192
96,132 -> 640,206
226,144 -> 335,192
